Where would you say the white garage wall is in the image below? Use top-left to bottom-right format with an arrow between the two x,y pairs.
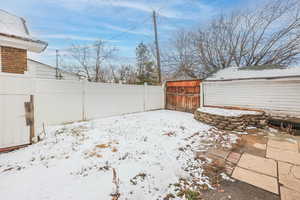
203,77 -> 300,117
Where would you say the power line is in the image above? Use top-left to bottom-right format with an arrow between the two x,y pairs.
48,2 -> 174,67
106,15 -> 153,41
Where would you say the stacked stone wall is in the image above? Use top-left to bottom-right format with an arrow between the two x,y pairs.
194,110 -> 267,131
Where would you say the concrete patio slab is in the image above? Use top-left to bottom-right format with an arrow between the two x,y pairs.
232,167 -> 279,194
267,147 -> 300,165
207,148 -> 230,159
280,186 -> 300,200
238,153 -> 277,177
226,152 -> 241,164
268,139 -> 299,152
236,135 -> 267,157
253,143 -> 267,150
293,165 -> 300,179
278,162 -> 300,193
224,162 -> 235,176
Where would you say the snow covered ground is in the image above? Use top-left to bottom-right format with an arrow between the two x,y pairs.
0,110 -> 239,200
197,107 -> 261,117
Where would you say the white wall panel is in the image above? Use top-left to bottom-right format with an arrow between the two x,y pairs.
1,73 -> 164,149
203,77 -> 300,117
0,74 -> 31,148
84,83 -> 144,119
28,60 -> 79,80
145,85 -> 165,111
34,79 -> 84,128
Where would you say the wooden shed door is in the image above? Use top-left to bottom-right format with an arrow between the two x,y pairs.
166,80 -> 201,113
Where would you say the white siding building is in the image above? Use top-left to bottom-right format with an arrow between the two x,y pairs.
203,66 -> 300,117
28,59 -> 80,80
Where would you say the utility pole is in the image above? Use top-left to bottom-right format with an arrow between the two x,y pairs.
152,10 -> 162,84
55,49 -> 59,79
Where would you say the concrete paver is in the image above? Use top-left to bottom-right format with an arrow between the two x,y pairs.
253,143 -> 267,150
232,167 -> 278,194
292,165 -> 300,179
268,139 -> 299,152
238,135 -> 267,157
226,152 -> 241,164
278,162 -> 300,193
280,186 -> 300,200
238,153 -> 277,177
266,147 -> 300,165
208,148 -> 230,159
224,162 -> 235,176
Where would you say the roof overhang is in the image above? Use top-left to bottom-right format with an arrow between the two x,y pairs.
0,33 -> 47,53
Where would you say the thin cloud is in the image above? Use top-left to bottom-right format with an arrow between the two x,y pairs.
100,23 -> 152,36
42,34 -> 97,41
48,0 -> 213,20
41,34 -> 119,42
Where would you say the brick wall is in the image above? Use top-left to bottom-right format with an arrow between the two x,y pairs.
1,46 -> 27,74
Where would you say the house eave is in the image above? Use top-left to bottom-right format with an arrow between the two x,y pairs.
0,33 -> 48,53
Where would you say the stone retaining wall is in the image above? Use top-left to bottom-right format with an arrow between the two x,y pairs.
194,109 -> 268,131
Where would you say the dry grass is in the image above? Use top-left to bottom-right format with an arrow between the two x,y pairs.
96,144 -> 110,149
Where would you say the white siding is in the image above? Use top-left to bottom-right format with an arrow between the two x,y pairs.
203,77 -> 300,117
28,60 -> 79,80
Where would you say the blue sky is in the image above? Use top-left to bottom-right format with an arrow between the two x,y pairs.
2,0 -> 254,66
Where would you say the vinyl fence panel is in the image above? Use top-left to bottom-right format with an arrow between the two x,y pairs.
34,79 -> 84,128
84,82 -> 145,119
0,74 -> 31,149
1,73 -> 164,150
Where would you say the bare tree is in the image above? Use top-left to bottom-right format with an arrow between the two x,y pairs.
110,64 -> 138,84
165,0 -> 300,79
162,30 -> 200,79
194,0 -> 300,76
68,40 -> 117,82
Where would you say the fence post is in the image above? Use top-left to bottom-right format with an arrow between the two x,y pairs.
144,82 -> 148,111
162,81 -> 167,109
82,80 -> 87,121
200,81 -> 204,108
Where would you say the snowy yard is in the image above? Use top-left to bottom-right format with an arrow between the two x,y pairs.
0,110 -> 239,200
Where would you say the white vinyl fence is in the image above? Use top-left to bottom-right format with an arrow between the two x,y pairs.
0,74 -> 32,149
0,73 -> 164,149
203,76 -> 300,117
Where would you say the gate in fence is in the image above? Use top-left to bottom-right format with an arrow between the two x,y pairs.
0,75 -> 34,152
165,80 -> 201,113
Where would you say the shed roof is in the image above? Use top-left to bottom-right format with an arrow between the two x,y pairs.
206,65 -> 300,81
